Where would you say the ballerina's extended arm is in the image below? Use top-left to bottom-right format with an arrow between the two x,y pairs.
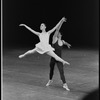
53,18 -> 66,37
19,24 -> 40,36
48,17 -> 66,34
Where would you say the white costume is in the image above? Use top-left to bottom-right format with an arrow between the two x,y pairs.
35,33 -> 55,54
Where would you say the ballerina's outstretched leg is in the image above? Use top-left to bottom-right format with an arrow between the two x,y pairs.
47,51 -> 70,65
19,48 -> 37,58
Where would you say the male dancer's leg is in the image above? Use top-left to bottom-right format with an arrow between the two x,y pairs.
49,58 -> 56,80
46,57 -> 55,86
57,61 -> 66,83
57,61 -> 70,91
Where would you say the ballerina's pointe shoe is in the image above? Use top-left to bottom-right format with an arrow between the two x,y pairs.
19,55 -> 24,58
63,83 -> 70,91
46,80 -> 53,86
63,61 -> 70,65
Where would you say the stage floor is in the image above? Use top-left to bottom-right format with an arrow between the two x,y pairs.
2,49 -> 99,100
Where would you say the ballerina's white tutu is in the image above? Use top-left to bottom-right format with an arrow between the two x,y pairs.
35,33 -> 55,54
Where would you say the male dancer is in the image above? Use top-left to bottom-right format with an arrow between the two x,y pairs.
46,18 -> 71,91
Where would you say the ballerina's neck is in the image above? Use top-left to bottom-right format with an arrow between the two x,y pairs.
41,29 -> 46,33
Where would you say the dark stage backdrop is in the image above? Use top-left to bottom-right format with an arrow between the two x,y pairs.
3,0 -> 99,50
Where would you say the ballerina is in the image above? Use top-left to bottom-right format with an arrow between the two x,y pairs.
18,17 -> 70,65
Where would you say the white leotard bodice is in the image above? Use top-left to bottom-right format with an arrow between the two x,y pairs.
35,32 -> 54,54
39,33 -> 50,45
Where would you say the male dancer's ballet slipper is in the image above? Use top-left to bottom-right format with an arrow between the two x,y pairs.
46,80 -> 53,86
63,83 -> 70,91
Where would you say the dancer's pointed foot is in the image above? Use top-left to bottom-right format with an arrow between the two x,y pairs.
19,54 -> 25,58
46,80 -> 53,86
63,61 -> 70,65
63,83 -> 70,91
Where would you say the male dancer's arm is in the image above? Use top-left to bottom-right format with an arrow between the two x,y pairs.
62,40 -> 71,49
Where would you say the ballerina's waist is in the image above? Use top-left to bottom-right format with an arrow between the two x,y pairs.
41,41 -> 49,44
